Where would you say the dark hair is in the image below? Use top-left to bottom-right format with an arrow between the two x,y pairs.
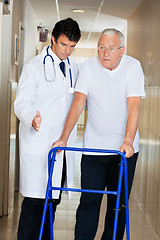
52,18 -> 81,43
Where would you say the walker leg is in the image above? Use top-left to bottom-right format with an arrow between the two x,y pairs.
39,151 -> 56,240
112,158 -> 124,240
48,151 -> 56,240
49,198 -> 54,240
123,157 -> 130,240
38,195 -> 49,240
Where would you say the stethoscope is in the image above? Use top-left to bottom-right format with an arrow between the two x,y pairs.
43,46 -> 74,93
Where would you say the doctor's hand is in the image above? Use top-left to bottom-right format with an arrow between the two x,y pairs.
51,138 -> 67,154
119,140 -> 134,158
32,111 -> 42,132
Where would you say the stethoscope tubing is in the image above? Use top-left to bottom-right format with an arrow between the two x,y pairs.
43,46 -> 54,64
67,58 -> 73,88
43,46 -> 73,89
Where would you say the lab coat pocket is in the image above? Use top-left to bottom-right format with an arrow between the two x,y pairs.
20,125 -> 48,155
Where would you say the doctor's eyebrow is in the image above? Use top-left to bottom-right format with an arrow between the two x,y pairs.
60,42 -> 76,47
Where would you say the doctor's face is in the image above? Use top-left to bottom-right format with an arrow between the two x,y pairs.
51,34 -> 77,60
98,33 -> 125,70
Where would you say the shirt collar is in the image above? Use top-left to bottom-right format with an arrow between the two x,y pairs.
97,54 -> 125,73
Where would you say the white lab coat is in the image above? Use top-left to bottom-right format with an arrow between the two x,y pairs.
14,46 -> 78,199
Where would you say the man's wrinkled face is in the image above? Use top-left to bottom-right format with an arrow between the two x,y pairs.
98,33 -> 125,70
51,34 -> 77,60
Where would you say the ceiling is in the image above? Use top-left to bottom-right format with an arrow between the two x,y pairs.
29,0 -> 143,48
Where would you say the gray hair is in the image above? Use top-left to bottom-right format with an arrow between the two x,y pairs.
99,28 -> 125,47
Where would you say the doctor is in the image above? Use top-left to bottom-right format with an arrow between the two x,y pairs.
14,18 -> 81,240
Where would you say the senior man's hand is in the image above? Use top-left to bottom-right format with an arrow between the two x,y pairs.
119,140 -> 134,158
51,138 -> 67,153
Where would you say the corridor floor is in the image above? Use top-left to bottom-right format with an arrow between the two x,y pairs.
0,132 -> 159,240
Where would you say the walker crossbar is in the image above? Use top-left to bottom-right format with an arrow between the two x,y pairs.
52,187 -> 117,195
38,147 -> 130,240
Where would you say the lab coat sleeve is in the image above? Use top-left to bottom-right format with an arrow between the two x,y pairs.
14,63 -> 39,131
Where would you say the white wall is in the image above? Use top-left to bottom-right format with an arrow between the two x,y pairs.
23,0 -> 38,64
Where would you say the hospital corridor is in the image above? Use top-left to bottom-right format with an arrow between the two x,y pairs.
0,0 -> 160,239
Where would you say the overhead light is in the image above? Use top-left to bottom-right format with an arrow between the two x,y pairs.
72,9 -> 84,13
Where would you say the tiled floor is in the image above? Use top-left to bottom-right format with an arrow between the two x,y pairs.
0,131 -> 159,240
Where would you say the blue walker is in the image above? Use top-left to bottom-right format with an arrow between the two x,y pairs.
38,147 -> 130,240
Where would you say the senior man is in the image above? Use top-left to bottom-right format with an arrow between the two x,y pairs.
52,28 -> 145,240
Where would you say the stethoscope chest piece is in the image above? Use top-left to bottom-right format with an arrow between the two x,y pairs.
69,87 -> 75,94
